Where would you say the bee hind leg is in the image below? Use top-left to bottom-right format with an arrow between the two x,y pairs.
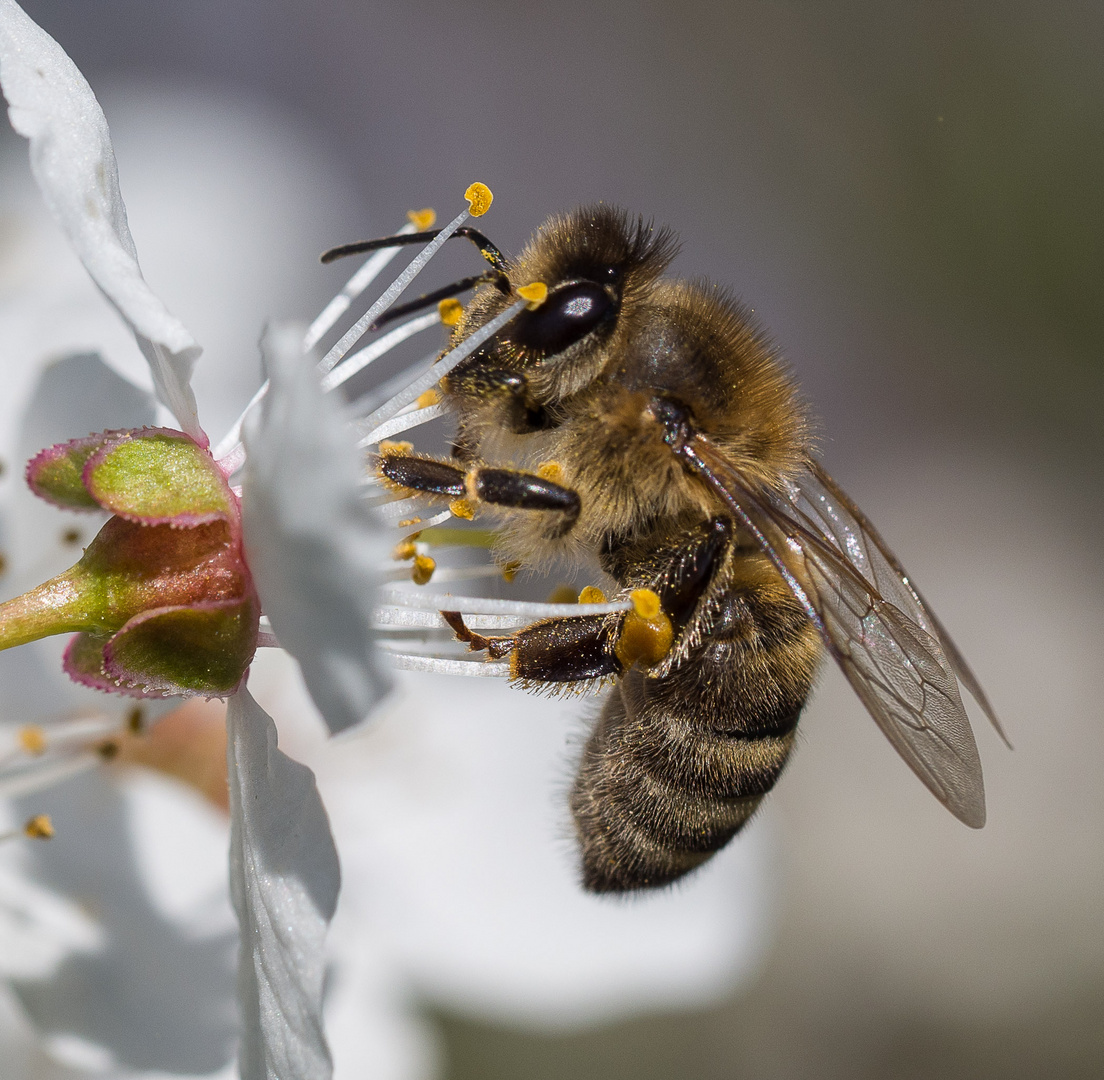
442,610 -> 623,682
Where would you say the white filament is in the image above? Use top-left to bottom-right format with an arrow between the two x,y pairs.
304,219 -> 418,352
318,207 -> 470,375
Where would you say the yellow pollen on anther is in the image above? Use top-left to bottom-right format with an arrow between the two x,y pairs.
18,725 -> 47,755
501,561 -> 521,582
378,440 -> 414,456
438,298 -> 464,326
464,182 -> 493,217
23,814 -> 54,840
517,281 -> 548,308
537,460 -> 564,484
397,518 -> 422,529
412,554 -> 436,585
449,498 -> 476,520
578,586 -> 607,604
415,387 -> 442,409
547,584 -> 578,604
393,540 -> 417,561
407,207 -> 437,230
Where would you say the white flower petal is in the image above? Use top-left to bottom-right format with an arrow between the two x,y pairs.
0,0 -> 203,442
242,323 -> 392,734
227,688 -> 339,1080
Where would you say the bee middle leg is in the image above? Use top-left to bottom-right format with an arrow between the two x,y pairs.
379,451 -> 581,538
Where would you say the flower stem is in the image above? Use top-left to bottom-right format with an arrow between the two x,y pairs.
0,573 -> 89,650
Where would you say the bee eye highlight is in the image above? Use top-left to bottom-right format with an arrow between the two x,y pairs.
512,280 -> 615,356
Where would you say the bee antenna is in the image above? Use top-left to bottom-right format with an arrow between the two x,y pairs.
321,227 -> 510,273
370,270 -> 512,331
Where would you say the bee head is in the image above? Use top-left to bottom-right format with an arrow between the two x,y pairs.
446,207 -> 678,411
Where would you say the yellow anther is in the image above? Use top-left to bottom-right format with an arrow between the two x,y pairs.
23,814 -> 54,840
0,552 -> 7,575
615,590 -> 673,670
415,387 -> 442,409
126,706 -> 145,734
517,281 -> 548,308
464,182 -> 493,217
378,440 -> 414,456
412,554 -> 436,585
438,298 -> 464,326
396,518 -> 422,529
536,460 -> 565,484
630,588 -> 662,619
578,586 -> 607,604
18,725 -> 47,755
393,540 -> 417,561
407,207 -> 437,230
501,561 -> 521,582
449,498 -> 476,520
547,584 -> 579,604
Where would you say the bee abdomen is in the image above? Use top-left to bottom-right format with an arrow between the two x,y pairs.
570,668 -> 800,893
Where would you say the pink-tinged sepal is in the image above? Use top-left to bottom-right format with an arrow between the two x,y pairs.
82,427 -> 234,526
62,631 -> 123,694
103,597 -> 260,697
25,431 -> 123,510
62,598 -> 260,700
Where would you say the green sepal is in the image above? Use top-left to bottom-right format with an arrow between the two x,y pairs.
84,428 -> 233,524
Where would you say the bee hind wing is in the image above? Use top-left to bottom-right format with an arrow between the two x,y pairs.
683,436 -> 987,828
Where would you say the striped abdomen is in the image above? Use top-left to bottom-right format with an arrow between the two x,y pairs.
570,565 -> 820,892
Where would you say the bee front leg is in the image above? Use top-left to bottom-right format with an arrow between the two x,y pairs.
379,451 -> 581,538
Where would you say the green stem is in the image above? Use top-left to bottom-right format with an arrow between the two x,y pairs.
0,572 -> 91,650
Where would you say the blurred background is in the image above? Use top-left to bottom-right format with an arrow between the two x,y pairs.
7,1 -> 1104,1076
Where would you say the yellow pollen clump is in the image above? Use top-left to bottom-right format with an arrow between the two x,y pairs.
536,461 -> 564,484
438,298 -> 464,326
547,584 -> 579,604
18,725 -> 47,755
397,518 -> 422,529
615,589 -> 673,670
407,207 -> 437,230
501,561 -> 521,582
630,588 -> 661,619
449,498 -> 476,520
464,182 -> 493,217
378,440 -> 413,456
23,814 -> 54,840
578,586 -> 607,604
392,540 -> 417,561
517,281 -> 548,308
412,554 -> 436,585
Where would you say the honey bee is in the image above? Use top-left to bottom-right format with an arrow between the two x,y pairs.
328,206 -> 1004,893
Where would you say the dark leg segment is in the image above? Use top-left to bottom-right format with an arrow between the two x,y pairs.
443,611 -> 622,680
379,452 -> 581,534
380,455 -> 466,496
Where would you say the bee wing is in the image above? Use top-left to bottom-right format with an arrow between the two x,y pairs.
798,461 -> 1008,747
683,435 -> 987,827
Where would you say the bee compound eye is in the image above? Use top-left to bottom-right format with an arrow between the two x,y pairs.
512,281 -> 615,356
